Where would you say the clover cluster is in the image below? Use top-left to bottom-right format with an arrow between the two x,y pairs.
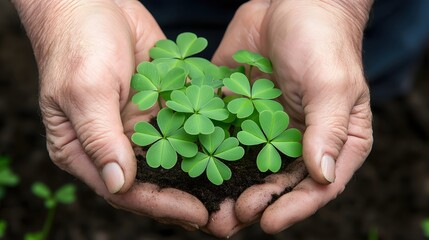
131,33 -> 302,185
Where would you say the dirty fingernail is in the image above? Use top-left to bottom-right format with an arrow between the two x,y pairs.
227,224 -> 245,239
321,155 -> 336,183
101,162 -> 125,194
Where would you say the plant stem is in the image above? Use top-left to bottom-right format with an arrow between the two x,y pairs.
217,87 -> 222,97
157,96 -> 163,110
41,203 -> 56,240
248,65 -> 253,80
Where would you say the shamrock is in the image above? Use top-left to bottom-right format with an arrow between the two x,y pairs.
131,62 -> 187,110
181,127 -> 244,185
237,111 -> 302,172
223,72 -> 283,118
166,85 -> 229,135
132,108 -> 198,169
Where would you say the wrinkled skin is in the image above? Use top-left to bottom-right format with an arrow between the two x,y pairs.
13,0 -> 373,238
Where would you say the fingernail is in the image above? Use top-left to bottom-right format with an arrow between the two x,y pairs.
321,155 -> 336,183
101,162 -> 125,194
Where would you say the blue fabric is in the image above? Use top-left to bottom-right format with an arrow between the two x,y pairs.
363,0 -> 429,104
140,0 -> 429,105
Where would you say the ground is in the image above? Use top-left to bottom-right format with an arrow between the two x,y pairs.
1,1 -> 429,239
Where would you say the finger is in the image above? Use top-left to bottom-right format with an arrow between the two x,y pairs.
202,199 -> 246,238
260,134 -> 370,234
55,139 -> 209,227
211,0 -> 269,67
301,74 -> 365,184
235,159 -> 307,223
115,0 -> 166,63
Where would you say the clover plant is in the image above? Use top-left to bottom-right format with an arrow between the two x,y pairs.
132,108 -> 198,169
0,156 -> 19,200
131,32 -> 303,185
25,182 -> 76,240
182,127 -> 244,185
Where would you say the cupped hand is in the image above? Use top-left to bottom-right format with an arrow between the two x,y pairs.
211,0 -> 374,235
14,0 -> 208,230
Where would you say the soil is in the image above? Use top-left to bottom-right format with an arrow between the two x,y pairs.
2,1 -> 429,239
135,146 -> 295,213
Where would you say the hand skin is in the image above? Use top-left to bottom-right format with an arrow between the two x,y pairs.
211,0 -> 374,236
12,0 -> 209,230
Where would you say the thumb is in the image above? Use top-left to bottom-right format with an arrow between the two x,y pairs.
302,80 -> 355,184
64,78 -> 136,194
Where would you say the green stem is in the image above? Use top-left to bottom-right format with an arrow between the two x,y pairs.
41,203 -> 56,240
157,96 -> 163,110
248,65 -> 253,80
217,87 -> 222,97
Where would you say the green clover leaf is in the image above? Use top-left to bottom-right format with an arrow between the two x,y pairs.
232,50 -> 273,74
181,127 -> 244,185
131,108 -> 198,169
166,85 -> 229,135
237,111 -> 302,172
150,32 -> 214,79
223,72 -> 283,118
131,62 -> 186,111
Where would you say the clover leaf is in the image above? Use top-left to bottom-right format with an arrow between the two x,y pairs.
131,62 -> 187,110
223,72 -> 283,118
181,127 -> 244,185
237,111 -> 302,172
166,85 -> 229,135
132,108 -> 198,169
150,32 -> 218,79
233,50 -> 273,74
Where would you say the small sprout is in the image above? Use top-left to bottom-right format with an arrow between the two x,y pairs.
166,85 -> 229,135
28,182 -> 76,240
0,219 -> 6,238
132,108 -> 198,169
224,72 -> 283,118
233,50 -> 273,74
0,156 -> 19,199
422,218 -> 429,238
131,62 -> 187,110
237,111 -> 302,172
181,127 -> 244,185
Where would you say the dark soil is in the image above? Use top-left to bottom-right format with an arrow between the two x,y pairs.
136,147 -> 294,213
2,1 -> 429,239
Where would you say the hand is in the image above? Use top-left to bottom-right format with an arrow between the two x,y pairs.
13,0 -> 208,229
212,0 -> 373,235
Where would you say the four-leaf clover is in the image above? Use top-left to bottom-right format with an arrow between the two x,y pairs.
132,108 -> 198,169
237,111 -> 302,172
224,72 -> 283,118
181,127 -> 245,185
166,85 -> 229,135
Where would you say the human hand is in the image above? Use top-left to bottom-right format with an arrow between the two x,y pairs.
211,0 -> 373,235
13,0 -> 208,229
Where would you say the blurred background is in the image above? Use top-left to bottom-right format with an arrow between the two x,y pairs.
1,1 -> 429,239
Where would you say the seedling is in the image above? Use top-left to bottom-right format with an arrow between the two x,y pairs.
0,219 -> 6,238
131,32 -> 303,185
0,156 -> 19,200
24,182 -> 76,240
